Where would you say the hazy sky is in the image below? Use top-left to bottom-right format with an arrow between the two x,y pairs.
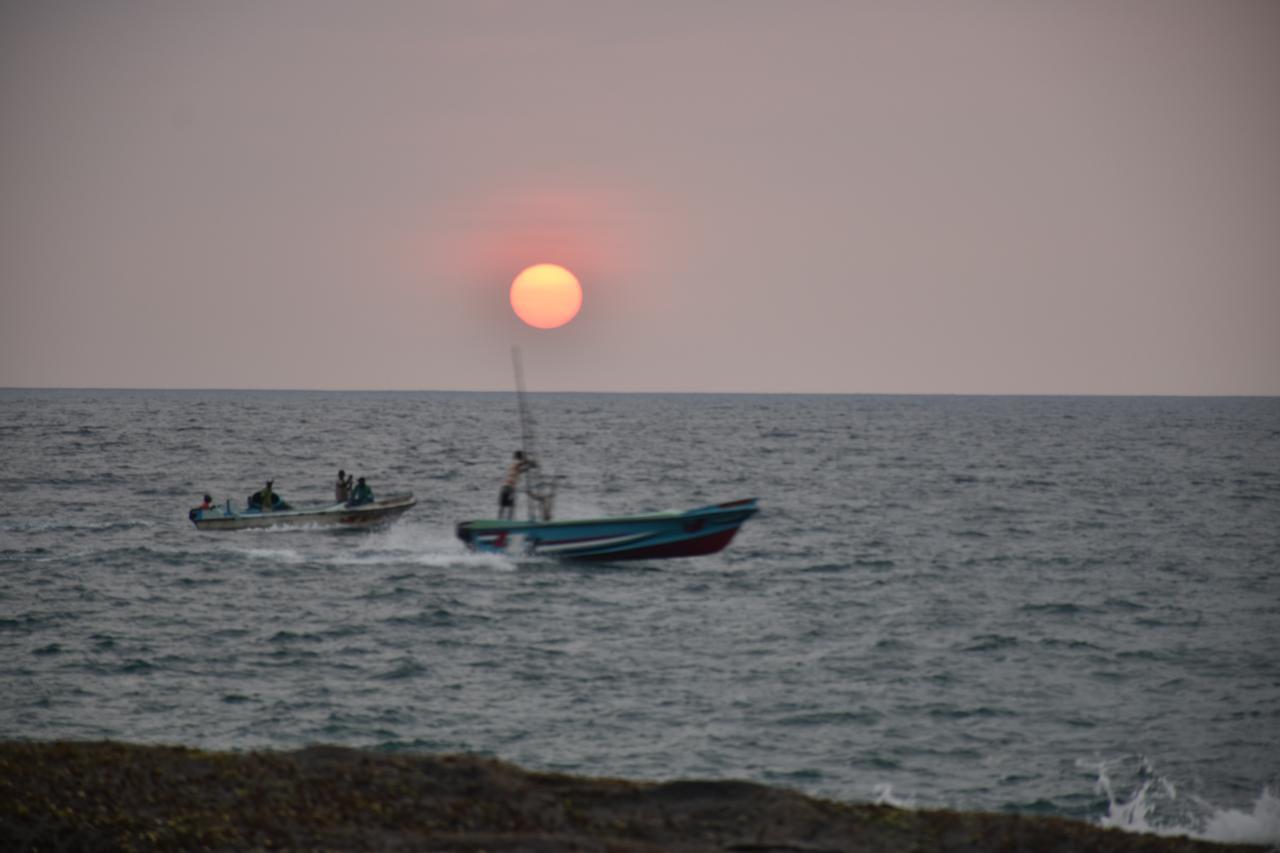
3,0 -> 1277,394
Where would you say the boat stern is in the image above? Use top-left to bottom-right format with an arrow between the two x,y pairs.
455,521 -> 474,546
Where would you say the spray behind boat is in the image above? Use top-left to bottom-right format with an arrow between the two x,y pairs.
512,346 -> 556,522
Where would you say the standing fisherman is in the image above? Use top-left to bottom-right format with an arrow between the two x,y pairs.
498,451 -> 535,520
335,469 -> 353,502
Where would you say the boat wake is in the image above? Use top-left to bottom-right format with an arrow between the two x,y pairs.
340,523 -> 517,571
235,546 -> 308,565
212,521 -> 516,572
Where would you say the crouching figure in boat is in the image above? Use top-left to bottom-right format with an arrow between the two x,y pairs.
247,480 -> 290,512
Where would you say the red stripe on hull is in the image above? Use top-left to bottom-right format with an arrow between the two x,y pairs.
575,526 -> 742,561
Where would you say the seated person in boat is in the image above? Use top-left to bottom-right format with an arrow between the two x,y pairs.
188,494 -> 215,523
335,469 -> 353,503
348,477 -> 374,506
248,481 -> 288,512
498,451 -> 535,520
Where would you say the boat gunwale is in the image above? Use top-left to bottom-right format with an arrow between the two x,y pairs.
191,494 -> 417,528
457,498 -> 758,533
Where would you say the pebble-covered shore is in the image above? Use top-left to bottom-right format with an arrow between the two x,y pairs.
2,741 -> 1267,852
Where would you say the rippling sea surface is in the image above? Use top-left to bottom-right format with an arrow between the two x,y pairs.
2,390 -> 1278,843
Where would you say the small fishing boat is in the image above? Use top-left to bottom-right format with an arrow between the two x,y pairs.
456,497 -> 758,560
457,347 -> 757,560
189,494 -> 416,531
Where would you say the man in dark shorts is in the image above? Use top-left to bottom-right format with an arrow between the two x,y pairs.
498,451 -> 533,520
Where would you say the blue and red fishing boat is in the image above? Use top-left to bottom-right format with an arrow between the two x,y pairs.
456,348 -> 758,560
455,498 -> 758,561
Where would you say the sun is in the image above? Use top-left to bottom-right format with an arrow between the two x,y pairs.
510,263 -> 583,329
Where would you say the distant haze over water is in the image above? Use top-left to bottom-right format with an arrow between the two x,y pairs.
2,390 -> 1278,844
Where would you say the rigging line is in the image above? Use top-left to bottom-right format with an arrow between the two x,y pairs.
511,346 -> 550,521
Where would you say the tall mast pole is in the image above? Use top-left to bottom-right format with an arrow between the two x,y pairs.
511,346 -> 543,521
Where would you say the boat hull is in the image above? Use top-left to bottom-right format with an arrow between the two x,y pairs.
455,498 -> 758,561
190,494 -> 416,531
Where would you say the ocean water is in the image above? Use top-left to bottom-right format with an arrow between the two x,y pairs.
2,389 -> 1278,844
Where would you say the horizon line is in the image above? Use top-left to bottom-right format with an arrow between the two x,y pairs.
1,385 -> 1277,400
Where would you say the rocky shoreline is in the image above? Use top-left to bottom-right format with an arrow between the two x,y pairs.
0,741 -> 1264,851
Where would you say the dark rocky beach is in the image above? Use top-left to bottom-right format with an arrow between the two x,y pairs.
0,741 -> 1265,852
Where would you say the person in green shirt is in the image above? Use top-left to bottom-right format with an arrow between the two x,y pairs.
349,477 -> 374,506
249,480 -> 288,511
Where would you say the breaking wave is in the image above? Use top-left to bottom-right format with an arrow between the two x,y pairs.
1089,756 -> 1280,844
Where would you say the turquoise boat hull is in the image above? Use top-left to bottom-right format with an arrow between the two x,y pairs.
455,498 -> 758,561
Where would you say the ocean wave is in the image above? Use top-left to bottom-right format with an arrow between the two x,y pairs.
925,705 -> 1017,720
4,391 -> 1277,827
1021,602 -> 1093,615
872,783 -> 917,808
0,519 -> 154,534
373,658 -> 430,681
774,709 -> 882,727
960,633 -> 1019,653
796,562 -> 851,574
1088,756 -> 1280,844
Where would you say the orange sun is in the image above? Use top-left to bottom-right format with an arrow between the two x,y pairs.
510,263 -> 583,329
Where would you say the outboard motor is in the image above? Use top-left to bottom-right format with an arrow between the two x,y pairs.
455,522 -> 473,546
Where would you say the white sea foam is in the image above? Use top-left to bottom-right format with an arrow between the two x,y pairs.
324,523 -> 520,572
237,547 -> 305,564
1202,790 -> 1280,846
1089,757 -> 1280,844
364,523 -> 458,555
872,783 -> 916,808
